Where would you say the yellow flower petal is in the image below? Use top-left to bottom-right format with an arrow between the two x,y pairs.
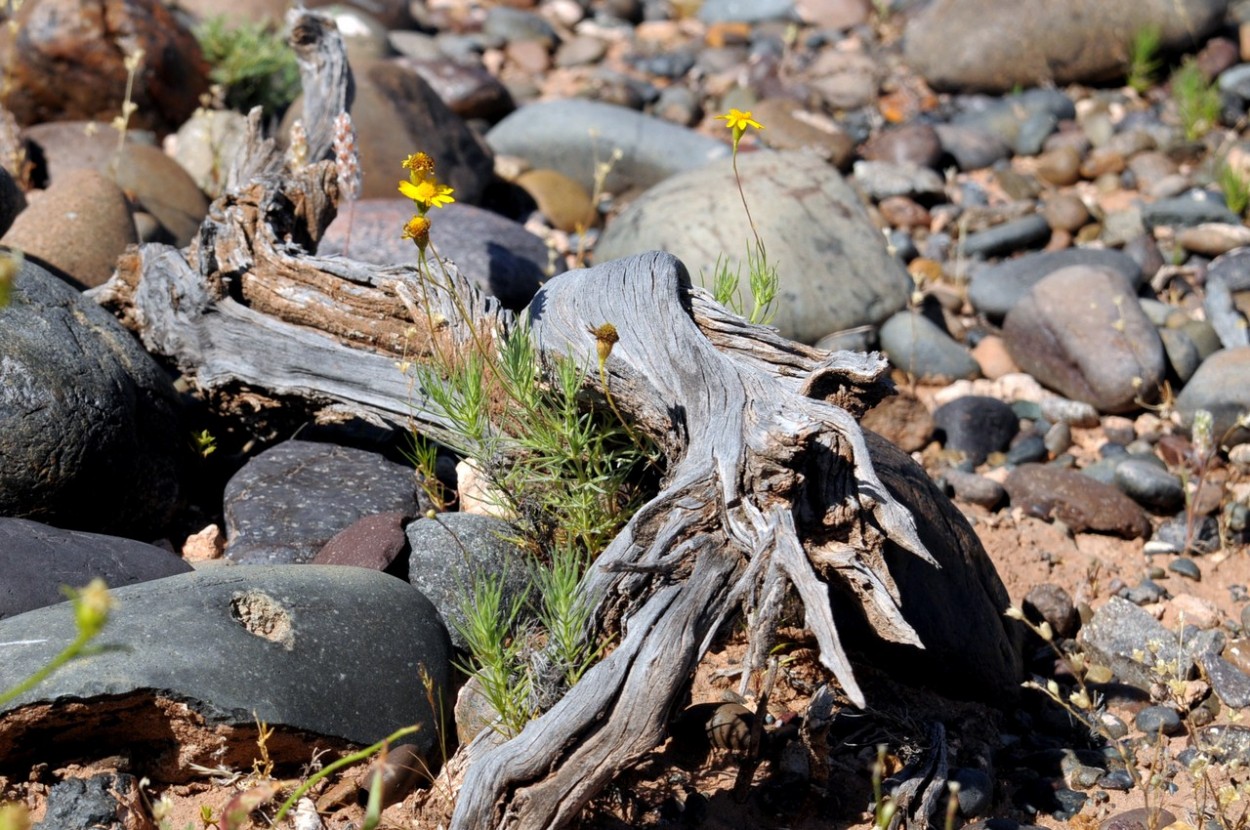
716,108 -> 764,133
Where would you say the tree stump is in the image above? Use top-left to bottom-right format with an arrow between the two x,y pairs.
90,12 -> 1022,830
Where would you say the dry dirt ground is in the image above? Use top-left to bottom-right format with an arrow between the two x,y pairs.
5,400 -> 1250,830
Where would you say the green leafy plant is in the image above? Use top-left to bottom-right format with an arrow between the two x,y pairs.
396,151 -> 655,736
194,16 -> 301,116
1219,162 -> 1250,216
1172,57 -> 1222,141
1127,24 -> 1163,94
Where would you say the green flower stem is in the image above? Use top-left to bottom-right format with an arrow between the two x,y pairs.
273,724 -> 421,822
0,629 -> 98,708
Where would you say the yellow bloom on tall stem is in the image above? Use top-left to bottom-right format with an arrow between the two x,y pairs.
402,214 -> 431,251
716,108 -> 764,153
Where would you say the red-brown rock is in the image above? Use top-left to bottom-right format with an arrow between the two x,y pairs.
0,0 -> 210,136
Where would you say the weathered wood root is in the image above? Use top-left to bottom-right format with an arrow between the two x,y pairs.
448,251 -> 939,829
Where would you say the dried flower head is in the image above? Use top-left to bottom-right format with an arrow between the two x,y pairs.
588,322 -> 619,366
402,152 -> 436,178
287,119 -> 309,170
332,111 -> 362,200
402,214 -> 431,251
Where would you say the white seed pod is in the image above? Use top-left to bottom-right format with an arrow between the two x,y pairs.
293,797 -> 324,830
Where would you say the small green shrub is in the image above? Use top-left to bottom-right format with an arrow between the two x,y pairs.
1127,25 -> 1162,94
194,16 -> 301,116
1172,58 -> 1222,141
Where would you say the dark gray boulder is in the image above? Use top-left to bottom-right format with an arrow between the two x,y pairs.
0,256 -> 185,536
0,517 -> 192,621
0,566 -> 451,775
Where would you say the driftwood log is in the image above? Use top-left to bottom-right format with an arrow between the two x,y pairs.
93,13 -> 1022,829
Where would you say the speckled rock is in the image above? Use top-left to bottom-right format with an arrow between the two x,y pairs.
1,169 -> 135,288
407,512 -> 533,652
595,150 -> 912,344
1004,464 -> 1152,538
312,510 -> 414,576
223,440 -> 420,565
1003,265 -> 1165,413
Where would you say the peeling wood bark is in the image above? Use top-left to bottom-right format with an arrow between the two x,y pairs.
90,13 -> 1021,830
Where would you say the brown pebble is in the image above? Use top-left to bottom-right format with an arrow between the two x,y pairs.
1035,146 -> 1081,186
1041,193 -> 1090,233
878,195 -> 930,229
1080,148 -> 1125,180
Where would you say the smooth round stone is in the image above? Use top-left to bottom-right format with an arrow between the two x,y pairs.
397,57 -> 515,123
934,123 -> 1010,171
1155,514 -> 1222,555
487,98 -> 729,196
0,517 -> 193,621
172,108 -> 249,199
319,199 -> 557,311
852,160 -> 945,200
1039,397 -> 1100,427
1142,194 -> 1240,229
860,123 -> 943,168
1024,583 -> 1079,638
942,469 -> 1006,508
950,767 -> 994,817
1003,266 -> 1165,414
0,566 -> 452,764
1220,63 -> 1250,100
961,215 -> 1052,258
1159,328 -> 1203,383
1035,146 -> 1082,186
595,150 -> 912,344
950,89 -> 1074,148
1042,193 -> 1091,233
1113,458 -> 1184,512
1044,420 -> 1072,456
1168,557 -> 1202,581
0,258 -> 184,535
905,0 -> 1224,92
484,6 -> 558,45
1178,223 -> 1250,256
1135,705 -> 1183,737
0,166 -> 24,236
1175,346 -> 1250,445
698,0 -> 796,22
933,395 -> 1018,466
0,169 -> 136,289
1208,247 -> 1250,292
859,392 -> 935,453
879,311 -> 981,381
878,196 -> 931,230
968,248 -> 1142,320
1005,434 -> 1047,465
751,98 -> 854,167
805,50 -> 879,111
515,168 -> 597,232
652,84 -> 701,126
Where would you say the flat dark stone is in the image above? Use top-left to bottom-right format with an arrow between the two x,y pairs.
0,566 -> 451,769
0,518 -> 192,621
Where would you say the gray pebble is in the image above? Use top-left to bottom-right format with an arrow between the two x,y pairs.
950,767 -> 994,817
1044,421 -> 1072,456
1135,705 -> 1183,737
942,469 -> 1006,508
1168,557 -> 1202,581
1005,434 -> 1048,465
962,214 -> 1052,258
1113,458 -> 1184,512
